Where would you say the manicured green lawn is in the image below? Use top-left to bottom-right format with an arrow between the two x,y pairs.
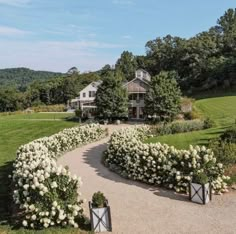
146,95 -> 236,149
0,112 -> 74,120
0,113 -> 91,233
147,126 -> 230,149
0,119 -> 77,166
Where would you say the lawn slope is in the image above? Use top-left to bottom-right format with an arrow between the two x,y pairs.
147,95 -> 236,149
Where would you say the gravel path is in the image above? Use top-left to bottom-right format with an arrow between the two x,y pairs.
58,124 -> 236,234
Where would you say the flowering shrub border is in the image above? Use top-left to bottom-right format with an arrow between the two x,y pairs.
150,119 -> 206,136
11,124 -> 107,229
104,126 -> 229,194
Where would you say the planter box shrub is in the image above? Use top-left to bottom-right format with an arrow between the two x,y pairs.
89,201 -> 112,232
189,182 -> 212,204
89,192 -> 112,232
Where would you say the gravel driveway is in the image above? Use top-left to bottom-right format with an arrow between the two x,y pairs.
58,124 -> 236,234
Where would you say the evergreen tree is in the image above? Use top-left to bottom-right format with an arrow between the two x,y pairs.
95,73 -> 128,120
144,71 -> 182,121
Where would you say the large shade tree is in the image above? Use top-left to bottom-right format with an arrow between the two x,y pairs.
95,72 -> 128,120
144,71 -> 182,121
115,51 -> 138,81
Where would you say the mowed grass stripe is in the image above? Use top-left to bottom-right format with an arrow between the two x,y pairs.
0,112 -> 74,120
0,119 -> 78,165
146,95 -> 236,149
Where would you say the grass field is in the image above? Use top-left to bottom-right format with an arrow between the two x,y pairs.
0,112 -> 74,120
0,113 -> 92,233
146,95 -> 236,149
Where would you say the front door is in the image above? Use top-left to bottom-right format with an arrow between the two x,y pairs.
129,107 -> 137,119
138,107 -> 144,119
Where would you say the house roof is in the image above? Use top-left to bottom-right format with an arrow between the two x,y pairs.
124,77 -> 150,87
124,77 -> 149,93
78,80 -> 102,95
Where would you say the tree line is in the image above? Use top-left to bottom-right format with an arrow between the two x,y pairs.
0,71 -> 100,112
112,8 -> 236,93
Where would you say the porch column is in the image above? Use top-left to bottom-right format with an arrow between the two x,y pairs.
137,107 -> 139,119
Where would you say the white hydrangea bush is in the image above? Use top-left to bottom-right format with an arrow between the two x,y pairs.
104,127 -> 229,194
11,124 -> 107,229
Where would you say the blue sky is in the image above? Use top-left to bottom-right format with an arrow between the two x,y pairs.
0,0 -> 235,72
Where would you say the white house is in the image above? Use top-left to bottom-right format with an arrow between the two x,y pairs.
70,69 -> 151,119
70,80 -> 102,117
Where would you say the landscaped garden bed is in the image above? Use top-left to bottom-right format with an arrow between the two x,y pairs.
149,119 -> 212,136
10,124 -> 107,229
104,126 -> 229,194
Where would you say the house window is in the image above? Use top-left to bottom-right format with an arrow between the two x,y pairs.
139,93 -> 145,100
129,93 -> 139,101
89,91 -> 96,97
83,92 -> 86,98
129,94 -> 133,101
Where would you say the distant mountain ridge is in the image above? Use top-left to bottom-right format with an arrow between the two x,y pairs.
0,67 -> 64,90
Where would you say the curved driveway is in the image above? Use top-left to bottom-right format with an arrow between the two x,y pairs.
58,124 -> 236,234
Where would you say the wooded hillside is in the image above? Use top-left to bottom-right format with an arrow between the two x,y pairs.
0,67 -> 63,90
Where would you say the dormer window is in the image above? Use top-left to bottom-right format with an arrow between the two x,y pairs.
137,70 -> 142,78
135,69 -> 151,82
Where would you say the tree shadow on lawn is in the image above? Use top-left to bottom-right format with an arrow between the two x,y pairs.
82,143 -> 189,203
192,88 -> 236,100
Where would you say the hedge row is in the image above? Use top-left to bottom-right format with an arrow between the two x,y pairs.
11,124 -> 107,229
31,104 -> 66,112
151,119 -> 208,136
104,126 -> 229,194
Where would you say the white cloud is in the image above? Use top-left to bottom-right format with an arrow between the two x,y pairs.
112,0 -> 134,5
0,0 -> 31,7
0,40 -> 124,72
0,26 -> 29,36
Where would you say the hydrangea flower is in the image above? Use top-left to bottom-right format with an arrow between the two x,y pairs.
104,126 -> 229,193
11,124 -> 107,229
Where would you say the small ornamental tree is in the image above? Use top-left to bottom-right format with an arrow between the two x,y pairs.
144,71 -> 182,121
95,72 -> 128,121
75,108 -> 82,122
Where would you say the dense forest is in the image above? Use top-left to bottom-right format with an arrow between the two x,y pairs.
113,8 -> 236,93
0,8 -> 236,112
0,68 -> 63,91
